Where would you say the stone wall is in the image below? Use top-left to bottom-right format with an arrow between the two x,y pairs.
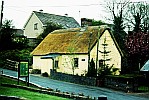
50,70 -> 96,86
104,76 -> 139,92
50,70 -> 140,93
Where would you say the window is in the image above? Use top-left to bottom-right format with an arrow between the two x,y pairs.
74,58 -> 79,67
55,60 -> 59,68
34,23 -> 38,30
82,59 -> 85,61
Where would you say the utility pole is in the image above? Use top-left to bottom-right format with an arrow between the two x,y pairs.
0,1 -> 4,28
96,29 -> 100,76
88,32 -> 92,74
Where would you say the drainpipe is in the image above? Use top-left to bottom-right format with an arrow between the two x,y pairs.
52,58 -> 55,71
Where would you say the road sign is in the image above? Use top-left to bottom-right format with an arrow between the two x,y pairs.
19,61 -> 28,77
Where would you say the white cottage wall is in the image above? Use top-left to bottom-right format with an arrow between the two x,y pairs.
90,30 -> 121,74
33,56 -> 53,75
57,55 -> 88,76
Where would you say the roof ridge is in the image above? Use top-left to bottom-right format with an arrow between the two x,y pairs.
33,11 -> 73,18
51,28 -> 81,34
33,11 -> 80,28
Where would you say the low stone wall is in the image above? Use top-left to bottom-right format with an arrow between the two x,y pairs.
50,70 -> 96,86
104,75 -> 139,92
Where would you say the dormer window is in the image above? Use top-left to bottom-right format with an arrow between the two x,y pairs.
34,23 -> 38,30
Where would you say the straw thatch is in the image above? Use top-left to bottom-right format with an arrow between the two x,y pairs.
31,26 -> 119,56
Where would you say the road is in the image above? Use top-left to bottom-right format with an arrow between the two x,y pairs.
0,68 -> 148,100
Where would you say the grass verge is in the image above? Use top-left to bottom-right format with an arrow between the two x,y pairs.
0,75 -> 71,100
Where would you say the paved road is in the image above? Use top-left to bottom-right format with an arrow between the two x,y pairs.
0,68 -> 148,100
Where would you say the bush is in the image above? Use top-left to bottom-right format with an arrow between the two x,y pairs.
0,59 -> 5,68
31,69 -> 41,74
0,49 -> 33,67
42,72 -> 49,77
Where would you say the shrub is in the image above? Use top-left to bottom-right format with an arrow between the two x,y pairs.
31,69 -> 41,74
0,49 -> 33,68
42,72 -> 49,77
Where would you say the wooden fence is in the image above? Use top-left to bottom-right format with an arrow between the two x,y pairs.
4,59 -> 19,70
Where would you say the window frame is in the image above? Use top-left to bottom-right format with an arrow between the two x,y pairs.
34,23 -> 38,30
74,58 -> 79,67
55,60 -> 59,68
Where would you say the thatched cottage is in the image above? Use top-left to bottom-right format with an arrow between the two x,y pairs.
31,26 -> 123,75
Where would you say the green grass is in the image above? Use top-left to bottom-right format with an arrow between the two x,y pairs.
0,75 -> 21,84
0,75 -> 37,88
0,75 -> 71,100
0,86 -> 69,100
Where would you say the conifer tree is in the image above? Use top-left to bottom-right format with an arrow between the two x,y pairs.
98,36 -> 113,76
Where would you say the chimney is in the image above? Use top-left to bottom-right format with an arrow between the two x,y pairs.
65,14 -> 68,17
39,9 -> 43,12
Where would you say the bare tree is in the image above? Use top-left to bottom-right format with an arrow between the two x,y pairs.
104,0 -> 129,50
125,2 -> 149,72
126,1 -> 149,32
104,0 -> 129,22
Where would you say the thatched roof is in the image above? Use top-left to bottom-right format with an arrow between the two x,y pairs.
31,26 -> 122,56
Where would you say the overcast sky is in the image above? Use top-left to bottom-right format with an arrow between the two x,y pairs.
1,0 -> 148,29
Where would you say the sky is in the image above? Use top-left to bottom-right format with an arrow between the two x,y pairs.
1,0 -> 148,29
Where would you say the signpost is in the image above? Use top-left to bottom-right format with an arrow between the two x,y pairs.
18,60 -> 29,86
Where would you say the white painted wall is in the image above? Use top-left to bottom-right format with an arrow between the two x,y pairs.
32,54 -> 88,76
90,30 -> 121,74
24,13 -> 43,38
32,56 -> 53,75
57,55 -> 88,76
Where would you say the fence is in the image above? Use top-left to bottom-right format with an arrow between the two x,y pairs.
4,59 -> 19,71
50,70 -> 96,86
